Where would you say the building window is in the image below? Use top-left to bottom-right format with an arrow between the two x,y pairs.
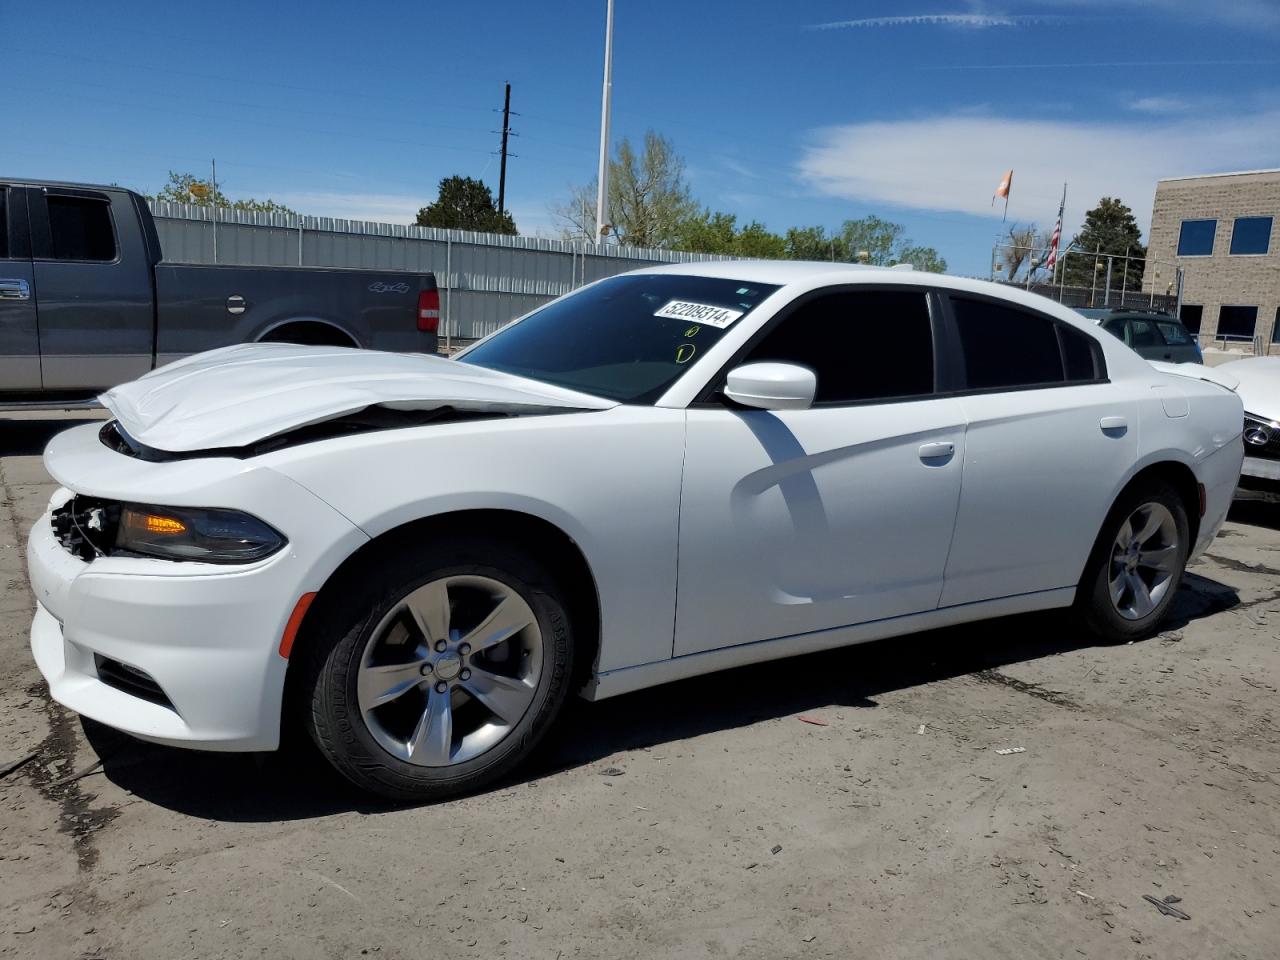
1273,307 -> 1280,345
1177,219 -> 1216,257
1217,305 -> 1258,341
1179,304 -> 1203,333
1230,216 -> 1273,255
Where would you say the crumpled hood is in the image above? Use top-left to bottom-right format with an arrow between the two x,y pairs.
100,343 -> 616,452
1216,357 -> 1280,419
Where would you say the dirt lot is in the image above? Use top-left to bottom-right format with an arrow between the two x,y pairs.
2,412 -> 1278,960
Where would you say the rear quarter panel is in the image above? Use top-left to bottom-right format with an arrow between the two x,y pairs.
154,264 -> 436,361
1133,376 -> 1243,555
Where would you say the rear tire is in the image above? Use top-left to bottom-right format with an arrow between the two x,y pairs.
299,536 -> 573,802
1075,482 -> 1189,643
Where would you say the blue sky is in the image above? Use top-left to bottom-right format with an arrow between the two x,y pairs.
5,0 -> 1279,275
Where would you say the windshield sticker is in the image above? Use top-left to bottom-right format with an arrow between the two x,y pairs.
675,343 -> 697,364
683,324 -> 701,338
655,300 -> 744,329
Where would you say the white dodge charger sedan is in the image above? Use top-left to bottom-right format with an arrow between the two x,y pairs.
28,262 -> 1244,800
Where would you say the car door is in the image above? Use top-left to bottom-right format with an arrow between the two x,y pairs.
939,294 -> 1138,607
0,185 -> 41,391
29,187 -> 153,390
674,286 -> 967,657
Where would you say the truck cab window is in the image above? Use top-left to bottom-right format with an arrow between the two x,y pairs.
47,195 -> 116,262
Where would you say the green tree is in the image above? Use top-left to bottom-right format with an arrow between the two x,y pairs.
150,171 -> 296,215
555,131 -> 696,247
896,244 -> 948,274
416,176 -> 516,234
839,216 -> 905,266
784,225 -> 849,261
674,209 -> 740,253
1061,197 -> 1145,290
732,221 -> 786,259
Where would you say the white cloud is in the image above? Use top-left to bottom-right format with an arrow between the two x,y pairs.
1016,0 -> 1280,29
270,191 -> 424,224
1127,95 -> 1195,115
807,14 -> 1050,30
796,109 -> 1280,231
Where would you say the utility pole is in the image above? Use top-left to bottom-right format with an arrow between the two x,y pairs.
210,158 -> 218,264
496,83 -> 514,219
595,0 -> 615,242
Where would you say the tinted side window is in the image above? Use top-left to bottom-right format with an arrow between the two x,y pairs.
1101,318 -> 1127,341
1059,324 -> 1103,381
951,297 -> 1064,389
1156,321 -> 1192,345
1128,319 -> 1160,348
743,290 -> 933,403
47,195 -> 116,261
0,190 -> 8,259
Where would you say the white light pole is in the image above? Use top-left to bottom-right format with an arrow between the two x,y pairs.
594,0 -> 615,243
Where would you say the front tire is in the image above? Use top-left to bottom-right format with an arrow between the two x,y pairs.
1076,482 -> 1189,642
300,537 -> 573,801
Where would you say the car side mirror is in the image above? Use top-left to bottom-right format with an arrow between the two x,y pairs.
723,362 -> 816,411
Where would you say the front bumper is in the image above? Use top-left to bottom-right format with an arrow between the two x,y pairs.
28,423 -> 368,751
1241,455 -> 1280,483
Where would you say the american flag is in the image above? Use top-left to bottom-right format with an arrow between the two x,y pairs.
1044,190 -> 1065,270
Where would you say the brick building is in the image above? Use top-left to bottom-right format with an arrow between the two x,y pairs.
1145,169 -> 1280,351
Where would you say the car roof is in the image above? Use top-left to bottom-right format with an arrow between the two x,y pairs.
631,259 -> 1102,328
1077,308 -> 1177,322
1,176 -> 133,192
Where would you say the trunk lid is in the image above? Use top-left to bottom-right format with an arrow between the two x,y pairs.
100,343 -> 616,452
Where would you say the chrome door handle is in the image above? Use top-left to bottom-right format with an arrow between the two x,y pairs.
0,279 -> 31,301
918,441 -> 955,462
1100,415 -> 1128,433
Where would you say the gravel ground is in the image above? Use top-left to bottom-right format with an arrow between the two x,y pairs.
2,412 -> 1278,960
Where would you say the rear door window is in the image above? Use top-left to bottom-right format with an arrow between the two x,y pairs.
950,296 -> 1104,391
951,297 -> 1064,389
1128,319 -> 1160,348
742,289 -> 934,403
1101,318 -> 1127,343
1155,321 -> 1192,345
1059,324 -> 1103,381
46,195 -> 117,262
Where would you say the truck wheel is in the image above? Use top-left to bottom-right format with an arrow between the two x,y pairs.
299,536 -> 573,801
260,322 -> 357,347
1075,482 -> 1189,643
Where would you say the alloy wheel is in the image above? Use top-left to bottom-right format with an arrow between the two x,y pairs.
356,574 -> 543,766
1108,502 -> 1180,621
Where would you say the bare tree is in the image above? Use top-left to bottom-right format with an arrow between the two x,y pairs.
1001,223 -> 1039,280
553,131 -> 696,247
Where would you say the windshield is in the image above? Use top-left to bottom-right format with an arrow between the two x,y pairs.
457,274 -> 780,403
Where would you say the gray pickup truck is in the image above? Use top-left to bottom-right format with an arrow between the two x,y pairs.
1,179 -> 440,404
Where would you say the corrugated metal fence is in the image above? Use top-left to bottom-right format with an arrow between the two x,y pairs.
149,201 -> 738,340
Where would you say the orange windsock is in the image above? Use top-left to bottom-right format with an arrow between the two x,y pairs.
993,170 -> 1013,200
